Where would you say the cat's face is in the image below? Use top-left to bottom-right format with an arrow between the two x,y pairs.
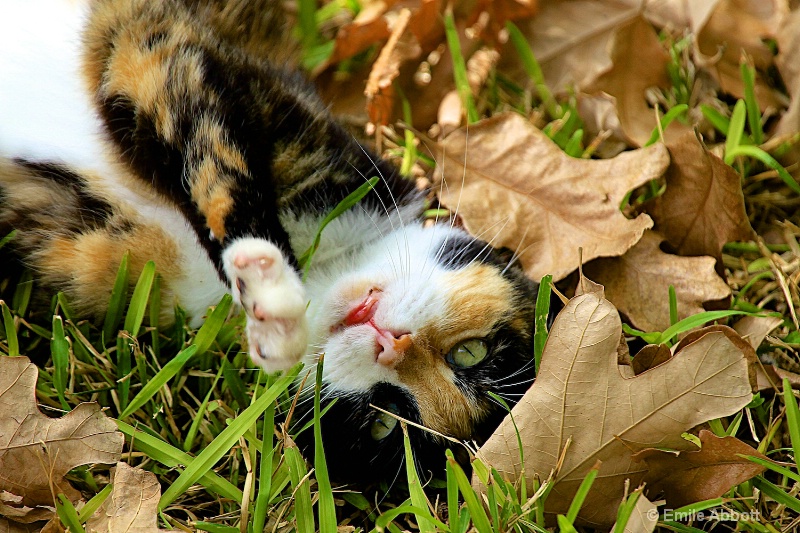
294,224 -> 538,481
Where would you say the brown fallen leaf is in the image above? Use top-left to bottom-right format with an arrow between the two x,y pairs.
328,2 -> 391,65
583,230 -> 731,332
586,15 -> 672,146
631,343 -> 672,375
433,113 -> 668,282
696,0 -> 787,110
644,132 -> 754,262
633,430 -> 767,508
469,0 -> 538,41
733,315 -> 783,350
475,283 -> 753,526
85,463 -> 169,533
0,357 -> 123,510
0,492 -> 52,525
365,8 -> 416,129
499,0 -> 634,93
0,519 -> 43,533
775,8 -> 800,138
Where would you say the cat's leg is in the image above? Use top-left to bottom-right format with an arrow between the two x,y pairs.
83,1 -> 312,370
222,238 -> 308,372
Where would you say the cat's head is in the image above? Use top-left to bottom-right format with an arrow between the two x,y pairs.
293,223 -> 538,482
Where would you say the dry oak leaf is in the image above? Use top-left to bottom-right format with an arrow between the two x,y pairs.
328,2 -> 391,65
696,0 -> 787,111
585,15 -> 673,147
85,462 -> 169,533
775,7 -> 800,138
733,315 -> 783,350
583,230 -> 731,332
0,357 -> 123,508
433,113 -> 668,282
475,284 -> 753,526
633,430 -> 767,508
644,132 -> 754,262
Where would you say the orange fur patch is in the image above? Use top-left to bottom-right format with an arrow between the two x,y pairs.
394,264 -> 517,438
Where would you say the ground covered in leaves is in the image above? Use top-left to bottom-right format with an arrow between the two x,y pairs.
2,0 -> 800,532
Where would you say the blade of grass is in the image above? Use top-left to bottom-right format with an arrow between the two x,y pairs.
740,454 -> 800,483
375,505 -> 450,531
11,269 -> 33,317
444,10 -> 479,123
183,364 -> 225,452
148,274 -> 161,358
51,315 -> 70,410
723,100 -> 747,166
740,55 -> 763,145
117,420 -> 242,503
76,484 -> 112,522
534,275 -> 552,374
56,494 -> 85,533
286,444 -> 315,533
298,176 -> 378,277
644,104 -> 689,147
505,21 -> 558,118
401,422 -> 436,533
0,229 -> 16,251
123,261 -> 155,336
612,489 -> 643,533
1,301 -> 19,357
729,144 -> 800,194
251,378 -> 276,533
446,459 -> 461,532
700,104 -> 731,136
194,523 -> 240,533
668,285 -> 678,326
102,251 -> 130,343
752,476 -> 800,512
446,449 -> 492,533
192,294 -> 233,356
656,310 -> 755,344
313,358 -> 337,533
565,462 -> 600,523
119,344 -> 198,419
158,366 -> 298,509
783,378 -> 800,472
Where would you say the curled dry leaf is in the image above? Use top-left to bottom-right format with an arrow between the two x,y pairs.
696,0 -> 787,110
583,230 -> 731,332
0,357 -> 123,510
633,430 -> 767,508
85,463 -> 169,533
586,15 -> 672,146
433,113 -> 668,281
365,8 -> 416,128
733,315 -> 783,350
645,132 -> 754,262
475,285 -> 753,526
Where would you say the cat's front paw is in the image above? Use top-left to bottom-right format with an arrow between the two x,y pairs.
222,237 -> 308,373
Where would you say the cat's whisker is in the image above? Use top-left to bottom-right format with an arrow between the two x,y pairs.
501,222 -> 533,275
347,166 -> 403,280
353,143 -> 411,282
493,376 -> 536,390
494,359 -> 537,384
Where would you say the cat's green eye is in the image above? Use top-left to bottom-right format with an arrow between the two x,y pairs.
446,338 -> 489,368
370,405 -> 399,441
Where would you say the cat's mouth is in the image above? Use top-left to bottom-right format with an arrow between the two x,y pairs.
331,288 -> 412,364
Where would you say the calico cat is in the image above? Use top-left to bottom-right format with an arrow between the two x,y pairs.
0,0 -> 538,481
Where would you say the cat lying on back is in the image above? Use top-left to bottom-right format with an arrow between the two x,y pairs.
0,0 -> 538,480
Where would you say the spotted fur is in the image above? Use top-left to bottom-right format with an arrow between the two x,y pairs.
0,0 -> 539,482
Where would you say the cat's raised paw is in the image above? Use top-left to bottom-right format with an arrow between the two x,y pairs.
222,237 -> 308,373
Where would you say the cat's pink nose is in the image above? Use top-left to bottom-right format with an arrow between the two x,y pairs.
376,332 -> 412,367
